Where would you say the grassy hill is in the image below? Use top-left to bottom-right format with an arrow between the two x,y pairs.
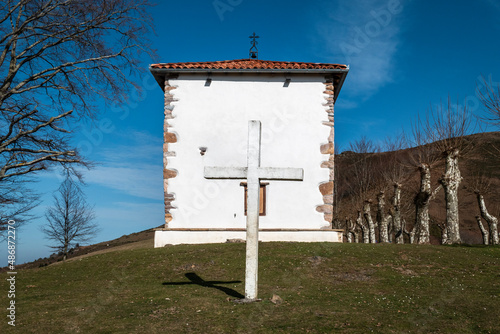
1,241 -> 499,333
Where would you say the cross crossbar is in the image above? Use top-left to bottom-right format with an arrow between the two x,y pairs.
204,167 -> 248,179
204,167 -> 303,181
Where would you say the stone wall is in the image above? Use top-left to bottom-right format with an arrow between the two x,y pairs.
317,76 -> 335,227
163,78 -> 178,227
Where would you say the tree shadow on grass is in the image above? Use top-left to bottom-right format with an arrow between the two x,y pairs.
163,272 -> 244,299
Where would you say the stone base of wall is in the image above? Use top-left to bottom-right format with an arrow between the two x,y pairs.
154,229 -> 343,247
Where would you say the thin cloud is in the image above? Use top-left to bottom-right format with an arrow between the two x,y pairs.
96,131 -> 163,164
316,0 -> 407,106
79,130 -> 164,200
95,202 -> 164,227
484,0 -> 500,11
85,164 -> 163,200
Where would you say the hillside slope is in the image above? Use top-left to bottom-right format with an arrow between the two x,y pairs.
1,242 -> 498,333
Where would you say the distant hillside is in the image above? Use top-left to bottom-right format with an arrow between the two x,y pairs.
1,226 -> 158,271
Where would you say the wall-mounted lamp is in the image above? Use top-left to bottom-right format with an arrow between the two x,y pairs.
199,147 -> 207,156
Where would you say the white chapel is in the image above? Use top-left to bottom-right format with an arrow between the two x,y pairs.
150,56 -> 349,247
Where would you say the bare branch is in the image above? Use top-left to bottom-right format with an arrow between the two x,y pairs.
0,0 -> 155,185
477,75 -> 500,127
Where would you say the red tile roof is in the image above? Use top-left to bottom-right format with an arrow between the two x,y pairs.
150,59 -> 347,70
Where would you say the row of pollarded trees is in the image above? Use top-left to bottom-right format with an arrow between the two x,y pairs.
333,95 -> 500,245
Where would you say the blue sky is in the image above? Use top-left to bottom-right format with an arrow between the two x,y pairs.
3,0 -> 500,264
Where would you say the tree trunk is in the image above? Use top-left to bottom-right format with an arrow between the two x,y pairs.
391,183 -> 404,244
377,191 -> 390,243
414,164 -> 431,244
63,242 -> 68,261
476,192 -> 499,245
345,219 -> 353,243
440,149 -> 462,244
476,216 -> 489,245
353,231 -> 360,244
405,220 -> 416,244
438,223 -> 448,245
356,210 -> 369,243
346,218 -> 358,243
387,216 -> 394,243
363,200 -> 377,243
346,232 -> 352,243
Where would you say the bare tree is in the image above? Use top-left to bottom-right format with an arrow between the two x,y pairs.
344,217 -> 356,243
410,99 -> 473,244
0,0 -> 154,182
355,210 -> 369,243
41,176 -> 97,260
334,138 -> 380,243
475,216 -> 489,245
376,191 -> 390,243
0,178 -> 38,238
347,137 -> 381,243
413,164 -> 442,244
432,101 -> 473,244
409,116 -> 443,244
464,168 -> 500,245
363,200 -> 376,243
380,134 -> 410,243
477,75 -> 500,126
390,182 -> 404,243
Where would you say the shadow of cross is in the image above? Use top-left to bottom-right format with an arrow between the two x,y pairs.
162,273 -> 244,299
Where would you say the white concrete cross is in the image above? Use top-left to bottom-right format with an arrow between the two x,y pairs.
204,120 -> 304,301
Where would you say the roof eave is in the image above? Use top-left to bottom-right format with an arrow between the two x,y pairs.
149,66 -> 349,100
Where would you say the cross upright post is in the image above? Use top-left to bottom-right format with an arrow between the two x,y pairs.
244,120 -> 262,300
204,120 -> 303,301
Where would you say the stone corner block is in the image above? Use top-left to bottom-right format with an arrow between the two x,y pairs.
319,181 -> 334,196
163,169 -> 178,179
320,143 -> 334,155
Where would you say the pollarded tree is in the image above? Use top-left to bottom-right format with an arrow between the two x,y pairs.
409,117 -> 443,244
376,191 -> 390,243
347,137 -> 382,243
432,101 -> 473,244
0,0 -> 154,182
475,193 -> 499,245
411,100 -> 473,244
464,154 -> 500,246
379,134 -> 411,243
41,176 -> 98,260
334,138 -> 378,243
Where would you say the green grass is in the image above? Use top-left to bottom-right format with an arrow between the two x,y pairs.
1,243 -> 500,333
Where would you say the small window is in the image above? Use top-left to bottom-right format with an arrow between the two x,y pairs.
240,182 -> 268,216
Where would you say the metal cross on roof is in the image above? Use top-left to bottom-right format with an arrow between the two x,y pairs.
249,32 -> 259,59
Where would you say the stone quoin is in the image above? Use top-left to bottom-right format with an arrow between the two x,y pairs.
149,59 -> 349,246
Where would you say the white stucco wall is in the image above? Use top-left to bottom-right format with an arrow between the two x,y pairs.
166,74 -> 331,229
